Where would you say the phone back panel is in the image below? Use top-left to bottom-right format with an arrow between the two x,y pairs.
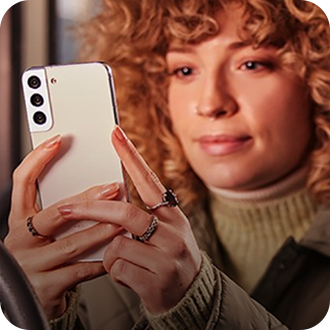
22,62 -> 127,260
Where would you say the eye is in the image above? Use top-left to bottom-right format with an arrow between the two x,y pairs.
171,66 -> 194,78
240,60 -> 274,71
245,61 -> 260,70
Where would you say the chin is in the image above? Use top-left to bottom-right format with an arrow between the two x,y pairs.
200,170 -> 265,192
202,176 -> 250,191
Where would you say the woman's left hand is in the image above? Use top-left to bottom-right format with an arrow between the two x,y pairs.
58,126 -> 201,313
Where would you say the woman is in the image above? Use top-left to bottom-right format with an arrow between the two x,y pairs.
4,0 -> 330,329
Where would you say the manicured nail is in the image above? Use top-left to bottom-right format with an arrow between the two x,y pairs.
113,125 -> 128,142
58,203 -> 73,216
100,182 -> 120,198
44,135 -> 61,149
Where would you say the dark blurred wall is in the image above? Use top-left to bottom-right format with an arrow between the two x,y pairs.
1,5 -> 23,183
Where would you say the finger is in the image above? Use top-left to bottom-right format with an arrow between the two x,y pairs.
110,259 -> 180,314
110,257 -> 156,290
31,182 -> 120,238
107,239 -> 200,313
54,261 -> 106,293
112,126 -> 184,223
37,261 -> 106,301
103,225 -> 198,279
103,235 -> 162,273
111,126 -> 168,208
35,223 -> 123,270
6,182 -> 121,247
10,135 -> 61,219
58,200 -> 157,238
29,261 -> 106,319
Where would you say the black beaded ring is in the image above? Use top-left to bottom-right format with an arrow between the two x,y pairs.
26,216 -> 48,238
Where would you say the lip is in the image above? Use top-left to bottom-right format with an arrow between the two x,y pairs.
197,134 -> 252,156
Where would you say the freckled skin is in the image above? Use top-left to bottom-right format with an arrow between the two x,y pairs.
167,8 -> 312,191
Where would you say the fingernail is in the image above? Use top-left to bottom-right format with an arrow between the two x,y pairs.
44,135 -> 61,149
113,125 -> 128,142
58,203 -> 73,216
100,182 -> 120,198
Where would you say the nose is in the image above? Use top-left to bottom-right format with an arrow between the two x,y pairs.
196,74 -> 238,119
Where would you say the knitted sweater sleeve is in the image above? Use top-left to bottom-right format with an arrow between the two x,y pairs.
133,251 -> 288,330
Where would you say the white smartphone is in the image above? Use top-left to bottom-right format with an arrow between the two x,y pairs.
21,62 -> 129,261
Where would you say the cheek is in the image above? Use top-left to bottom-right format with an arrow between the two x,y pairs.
167,87 -> 177,120
271,91 -> 310,136
168,87 -> 194,133
245,78 -> 310,131
255,87 -> 312,160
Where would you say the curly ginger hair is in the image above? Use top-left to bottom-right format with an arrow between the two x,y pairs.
79,0 -> 330,212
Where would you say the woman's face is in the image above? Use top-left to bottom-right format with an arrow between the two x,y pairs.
166,7 -> 312,191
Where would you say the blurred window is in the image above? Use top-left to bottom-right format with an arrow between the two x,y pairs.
52,0 -> 102,63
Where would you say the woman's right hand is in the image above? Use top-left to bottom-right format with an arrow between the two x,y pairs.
4,135 -> 123,320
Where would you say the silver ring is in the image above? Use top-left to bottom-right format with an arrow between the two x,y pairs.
135,216 -> 158,243
146,189 -> 179,211
27,216 -> 48,238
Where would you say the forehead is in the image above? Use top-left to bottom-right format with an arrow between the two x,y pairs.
208,6 -> 248,47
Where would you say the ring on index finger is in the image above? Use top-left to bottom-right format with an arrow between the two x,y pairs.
145,189 -> 179,211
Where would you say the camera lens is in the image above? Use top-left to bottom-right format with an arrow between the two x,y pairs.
28,76 -> 41,89
30,94 -> 44,107
33,111 -> 47,125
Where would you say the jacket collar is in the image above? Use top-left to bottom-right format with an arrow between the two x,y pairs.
300,204 -> 330,257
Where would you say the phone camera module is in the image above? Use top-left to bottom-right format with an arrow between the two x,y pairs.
28,76 -> 41,89
30,94 -> 44,107
33,111 -> 47,125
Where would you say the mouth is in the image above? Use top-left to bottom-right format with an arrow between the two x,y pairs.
197,134 -> 252,156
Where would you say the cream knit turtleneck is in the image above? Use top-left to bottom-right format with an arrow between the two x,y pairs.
209,167 -> 317,293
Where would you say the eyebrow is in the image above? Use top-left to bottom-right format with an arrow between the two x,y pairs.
168,40 -> 252,54
228,40 -> 251,50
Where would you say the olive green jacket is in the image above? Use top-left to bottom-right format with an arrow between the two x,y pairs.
76,207 -> 330,330
53,205 -> 330,330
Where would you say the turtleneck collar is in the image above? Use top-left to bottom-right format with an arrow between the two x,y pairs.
207,165 -> 317,293
207,166 -> 309,203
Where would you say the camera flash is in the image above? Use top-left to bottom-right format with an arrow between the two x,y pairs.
50,77 -> 57,84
